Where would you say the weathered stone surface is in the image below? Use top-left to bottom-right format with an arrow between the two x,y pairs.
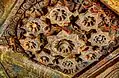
0,0 -> 119,78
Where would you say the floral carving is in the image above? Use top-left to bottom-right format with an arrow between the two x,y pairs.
23,39 -> 38,50
55,39 -> 75,54
7,0 -> 119,76
48,4 -> 72,26
82,16 -> 96,27
93,35 -> 107,44
40,56 -> 49,63
25,22 -> 40,32
85,53 -> 97,61
89,31 -> 111,46
61,59 -> 76,74
51,9 -> 67,22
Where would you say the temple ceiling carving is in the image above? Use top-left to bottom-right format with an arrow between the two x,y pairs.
0,0 -> 119,78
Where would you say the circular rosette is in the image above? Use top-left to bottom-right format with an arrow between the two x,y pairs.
88,31 -> 111,46
60,59 -> 77,74
53,39 -> 75,56
19,38 -> 39,51
79,47 -> 100,62
35,49 -> 52,65
82,52 -> 98,62
48,5 -> 72,26
40,56 -> 49,64
76,12 -> 99,31
49,31 -> 81,56
83,16 -> 96,27
24,21 -> 41,33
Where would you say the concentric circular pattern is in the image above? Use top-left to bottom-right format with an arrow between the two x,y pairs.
94,35 -> 106,44
14,0 -> 119,75
88,31 -> 111,46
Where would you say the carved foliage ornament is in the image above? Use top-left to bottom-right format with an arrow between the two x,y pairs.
1,0 -> 119,77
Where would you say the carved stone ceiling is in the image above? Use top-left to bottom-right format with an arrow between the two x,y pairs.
0,0 -> 119,78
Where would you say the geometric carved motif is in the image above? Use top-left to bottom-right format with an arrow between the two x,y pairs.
0,0 -> 119,77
